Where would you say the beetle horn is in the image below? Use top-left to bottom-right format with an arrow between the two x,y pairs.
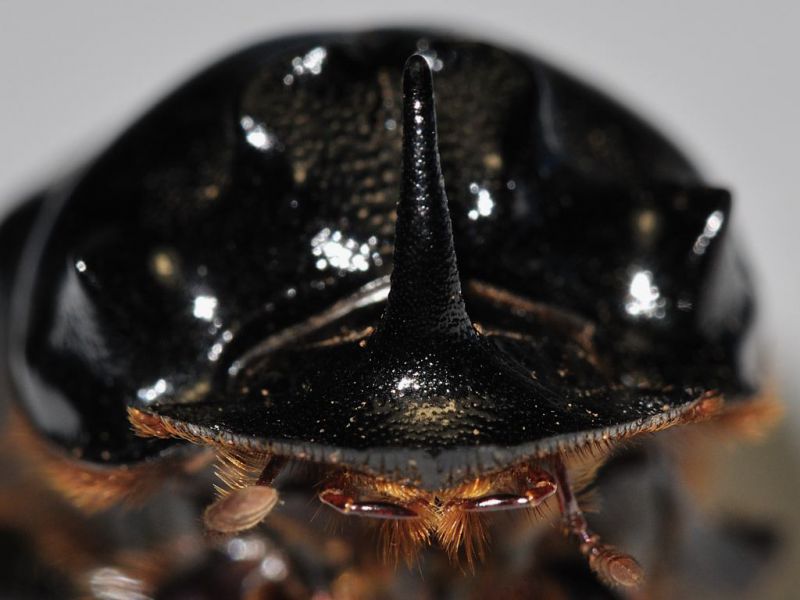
378,54 -> 474,339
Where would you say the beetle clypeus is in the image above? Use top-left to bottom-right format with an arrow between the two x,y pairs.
1,30 -> 776,597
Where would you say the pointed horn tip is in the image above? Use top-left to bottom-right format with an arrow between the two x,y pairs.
379,51 -> 474,337
403,54 -> 433,89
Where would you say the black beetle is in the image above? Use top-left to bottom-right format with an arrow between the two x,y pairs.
1,29 -> 771,589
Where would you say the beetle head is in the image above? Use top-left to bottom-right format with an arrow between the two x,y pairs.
134,52 -> 717,489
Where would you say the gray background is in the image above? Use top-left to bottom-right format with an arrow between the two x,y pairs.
1,2 -> 798,597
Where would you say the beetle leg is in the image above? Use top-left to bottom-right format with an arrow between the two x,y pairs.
13,408 -> 215,512
319,487 -> 430,567
552,457 -> 644,588
318,488 -> 420,520
460,469 -> 556,513
317,473 -> 434,565
204,455 -> 286,534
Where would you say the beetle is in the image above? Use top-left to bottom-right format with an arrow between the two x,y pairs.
0,29 -> 774,593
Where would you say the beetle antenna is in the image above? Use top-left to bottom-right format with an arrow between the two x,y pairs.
204,454 -> 286,534
379,54 -> 474,339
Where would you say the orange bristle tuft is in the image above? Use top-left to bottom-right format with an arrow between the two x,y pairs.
435,505 -> 488,569
212,446 -> 271,497
378,510 -> 434,567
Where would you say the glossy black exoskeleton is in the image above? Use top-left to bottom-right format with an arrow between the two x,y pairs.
0,29 -> 767,591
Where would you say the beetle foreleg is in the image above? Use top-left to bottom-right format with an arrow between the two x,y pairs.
552,456 -> 643,588
318,488 -> 420,519
317,476 -> 435,565
459,468 -> 556,513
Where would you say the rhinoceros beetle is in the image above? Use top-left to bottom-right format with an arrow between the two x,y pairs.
1,29 -> 771,592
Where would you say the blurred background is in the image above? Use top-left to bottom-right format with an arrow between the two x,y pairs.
1,2 -> 798,598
